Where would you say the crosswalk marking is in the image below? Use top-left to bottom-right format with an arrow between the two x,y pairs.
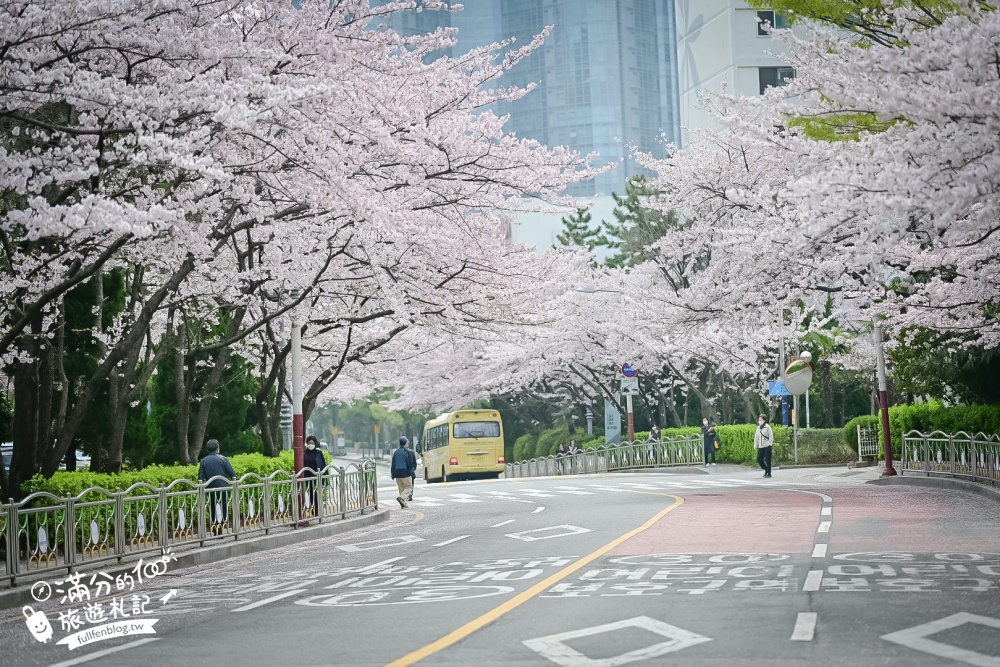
380,477 -> 816,508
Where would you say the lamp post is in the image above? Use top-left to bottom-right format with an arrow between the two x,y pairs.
874,322 -> 896,476
289,289 -> 304,474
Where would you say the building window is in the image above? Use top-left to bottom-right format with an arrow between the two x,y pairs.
756,10 -> 790,36
758,66 -> 795,94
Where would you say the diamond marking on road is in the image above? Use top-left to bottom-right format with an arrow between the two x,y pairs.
523,615 -> 712,666
337,535 -> 424,552
881,613 -> 1000,666
506,525 -> 592,542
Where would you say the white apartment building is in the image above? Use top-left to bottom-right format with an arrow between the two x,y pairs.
675,1 -> 794,145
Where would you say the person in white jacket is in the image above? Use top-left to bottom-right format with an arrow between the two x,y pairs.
753,415 -> 774,478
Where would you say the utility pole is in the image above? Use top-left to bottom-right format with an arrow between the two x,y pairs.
874,322 -> 896,476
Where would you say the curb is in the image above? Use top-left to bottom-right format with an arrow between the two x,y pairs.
776,463 -> 853,470
0,508 -> 390,611
869,473 -> 1000,505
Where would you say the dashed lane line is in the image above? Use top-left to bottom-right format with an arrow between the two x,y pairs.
791,612 -> 818,641
46,638 -> 161,667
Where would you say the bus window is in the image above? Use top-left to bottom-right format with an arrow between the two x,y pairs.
453,421 -> 501,439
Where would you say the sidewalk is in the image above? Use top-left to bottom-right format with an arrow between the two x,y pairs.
0,508 -> 389,611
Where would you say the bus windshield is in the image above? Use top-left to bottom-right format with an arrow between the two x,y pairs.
453,421 -> 501,439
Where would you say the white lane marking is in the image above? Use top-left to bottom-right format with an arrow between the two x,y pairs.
585,485 -> 626,493
554,486 -> 595,495
523,616 -> 712,666
791,612 -> 818,641
433,535 -> 471,547
821,507 -> 832,516
812,544 -> 828,558
532,506 -> 545,514
337,535 -> 424,553
518,489 -> 556,497
408,498 -> 445,506
486,492 -> 536,504
231,589 -> 305,612
803,570 -> 823,592
447,493 -> 482,503
47,639 -> 160,667
817,521 -> 831,533
506,525 -> 591,542
356,557 -> 406,573
492,520 -> 516,527
882,613 -> 1000,666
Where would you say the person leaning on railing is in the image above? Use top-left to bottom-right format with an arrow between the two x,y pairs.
198,439 -> 236,530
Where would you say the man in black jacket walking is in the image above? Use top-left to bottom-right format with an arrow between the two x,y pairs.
391,437 -> 415,508
198,439 -> 236,530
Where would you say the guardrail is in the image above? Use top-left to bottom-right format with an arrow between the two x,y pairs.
901,430 -> 1000,486
505,436 -> 703,478
0,461 -> 378,586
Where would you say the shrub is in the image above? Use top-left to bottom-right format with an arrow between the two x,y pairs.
20,450 -> 331,499
513,433 -> 536,462
844,402 -> 1000,459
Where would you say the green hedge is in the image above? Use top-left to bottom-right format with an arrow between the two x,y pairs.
844,402 -> 1000,458
512,433 -> 536,462
21,450 -> 330,499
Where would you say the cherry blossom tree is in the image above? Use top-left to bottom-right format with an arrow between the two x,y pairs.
0,0 -> 604,494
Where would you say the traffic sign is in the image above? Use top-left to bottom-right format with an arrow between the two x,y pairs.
620,376 -> 639,395
768,380 -> 790,396
621,363 -> 638,378
373,424 -> 380,434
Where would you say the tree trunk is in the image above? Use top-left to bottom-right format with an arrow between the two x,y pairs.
821,361 -> 835,428
7,314 -> 55,499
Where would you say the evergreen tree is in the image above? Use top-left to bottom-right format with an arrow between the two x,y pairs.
601,175 -> 680,269
555,207 -> 607,253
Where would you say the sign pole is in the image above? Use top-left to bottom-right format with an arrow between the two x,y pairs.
792,393 -> 799,464
626,394 -> 635,443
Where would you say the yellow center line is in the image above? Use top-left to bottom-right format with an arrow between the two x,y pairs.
384,493 -> 685,667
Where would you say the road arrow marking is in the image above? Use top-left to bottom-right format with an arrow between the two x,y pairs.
523,616 -> 711,666
506,525 -> 591,542
882,612 -> 1000,666
159,589 -> 177,605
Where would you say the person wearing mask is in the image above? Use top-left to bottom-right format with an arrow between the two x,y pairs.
754,414 -> 775,478
303,435 -> 326,515
391,437 -> 414,508
702,418 -> 719,466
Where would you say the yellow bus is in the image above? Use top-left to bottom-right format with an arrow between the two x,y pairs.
421,409 -> 506,483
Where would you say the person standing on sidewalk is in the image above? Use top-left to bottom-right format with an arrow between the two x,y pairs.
391,437 -> 414,508
702,418 -> 719,466
303,435 -> 326,515
754,414 -> 774,478
198,439 -> 236,531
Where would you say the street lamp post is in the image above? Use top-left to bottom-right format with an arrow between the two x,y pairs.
291,306 -> 304,474
874,322 -> 897,476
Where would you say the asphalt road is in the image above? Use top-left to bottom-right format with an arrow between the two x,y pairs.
3,465 -> 1000,667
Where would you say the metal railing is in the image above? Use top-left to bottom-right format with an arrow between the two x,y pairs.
901,430 -> 1000,486
0,461 -> 378,586
505,436 -> 703,478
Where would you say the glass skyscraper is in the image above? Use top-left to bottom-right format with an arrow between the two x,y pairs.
380,1 -> 681,198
